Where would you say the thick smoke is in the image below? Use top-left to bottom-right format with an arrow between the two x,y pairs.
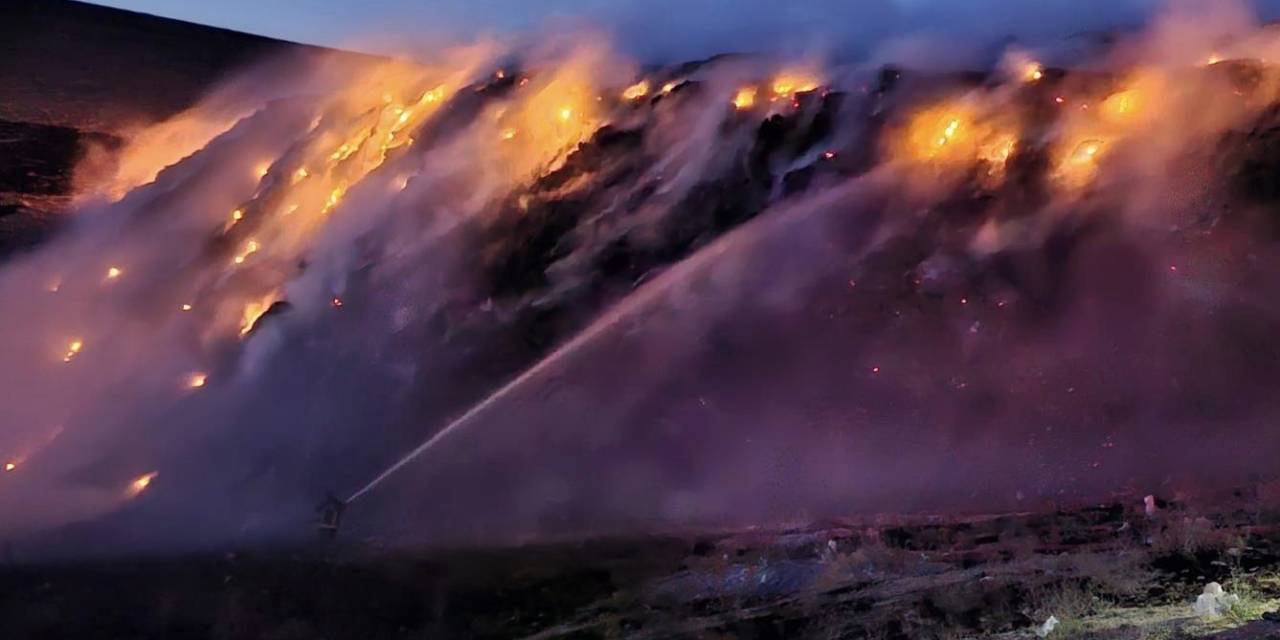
7,1 -> 1280,557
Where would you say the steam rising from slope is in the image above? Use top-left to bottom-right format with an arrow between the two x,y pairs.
7,2 -> 1280,555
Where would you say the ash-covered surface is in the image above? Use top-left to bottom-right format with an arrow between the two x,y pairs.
5,494 -> 1280,639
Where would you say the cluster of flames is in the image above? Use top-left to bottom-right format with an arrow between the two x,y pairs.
12,35 -> 1269,513
893,49 -> 1268,193
3,48 -> 834,507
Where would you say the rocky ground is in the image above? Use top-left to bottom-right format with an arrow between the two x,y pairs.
6,492 -> 1280,639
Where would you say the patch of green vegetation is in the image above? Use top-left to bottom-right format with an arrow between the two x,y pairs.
1221,569 -> 1276,624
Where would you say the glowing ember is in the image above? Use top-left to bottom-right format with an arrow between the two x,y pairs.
63,339 -> 83,362
181,303 -> 193,312
660,81 -> 679,94
232,239 -> 260,265
105,266 -> 123,280
292,167 -> 309,183
1206,53 -> 1223,66
1024,63 -> 1045,82
4,462 -> 16,472
332,297 -> 344,308
322,186 -> 346,214
255,163 -> 269,179
500,128 -> 518,141
187,372 -> 207,389
331,143 -> 357,161
126,472 -> 158,497
622,80 -> 650,101
231,208 -> 244,221
558,107 -> 574,122
732,87 -> 757,110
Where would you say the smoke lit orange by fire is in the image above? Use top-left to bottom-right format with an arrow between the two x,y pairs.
1102,88 -> 1144,122
770,71 -> 820,98
489,48 -> 613,176
896,102 -> 1020,181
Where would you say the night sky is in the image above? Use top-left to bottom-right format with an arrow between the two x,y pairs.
83,0 -> 1280,61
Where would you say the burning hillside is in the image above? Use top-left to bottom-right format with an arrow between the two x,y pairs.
3,0 -> 1280,577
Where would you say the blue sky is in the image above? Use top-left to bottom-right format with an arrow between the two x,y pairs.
84,0 -> 1276,62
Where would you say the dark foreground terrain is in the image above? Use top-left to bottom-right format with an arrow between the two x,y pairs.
5,493 -> 1280,639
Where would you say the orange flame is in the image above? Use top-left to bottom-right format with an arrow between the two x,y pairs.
622,80 -> 650,101
63,339 -> 83,363
126,472 -> 158,497
239,293 -> 277,337
771,72 -> 819,98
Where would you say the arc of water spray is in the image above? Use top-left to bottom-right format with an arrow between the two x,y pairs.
346,171 -> 888,503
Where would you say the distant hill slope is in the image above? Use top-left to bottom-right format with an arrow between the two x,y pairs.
0,0 -> 351,253
0,0 -> 333,132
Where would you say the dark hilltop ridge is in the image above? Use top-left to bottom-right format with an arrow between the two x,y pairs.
0,0 -> 344,253
0,0 -> 331,130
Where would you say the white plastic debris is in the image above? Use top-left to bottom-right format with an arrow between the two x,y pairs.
1035,615 -> 1060,638
1192,582 -> 1240,619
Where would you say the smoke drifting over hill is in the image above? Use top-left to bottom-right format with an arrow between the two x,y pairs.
7,1 -> 1280,558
